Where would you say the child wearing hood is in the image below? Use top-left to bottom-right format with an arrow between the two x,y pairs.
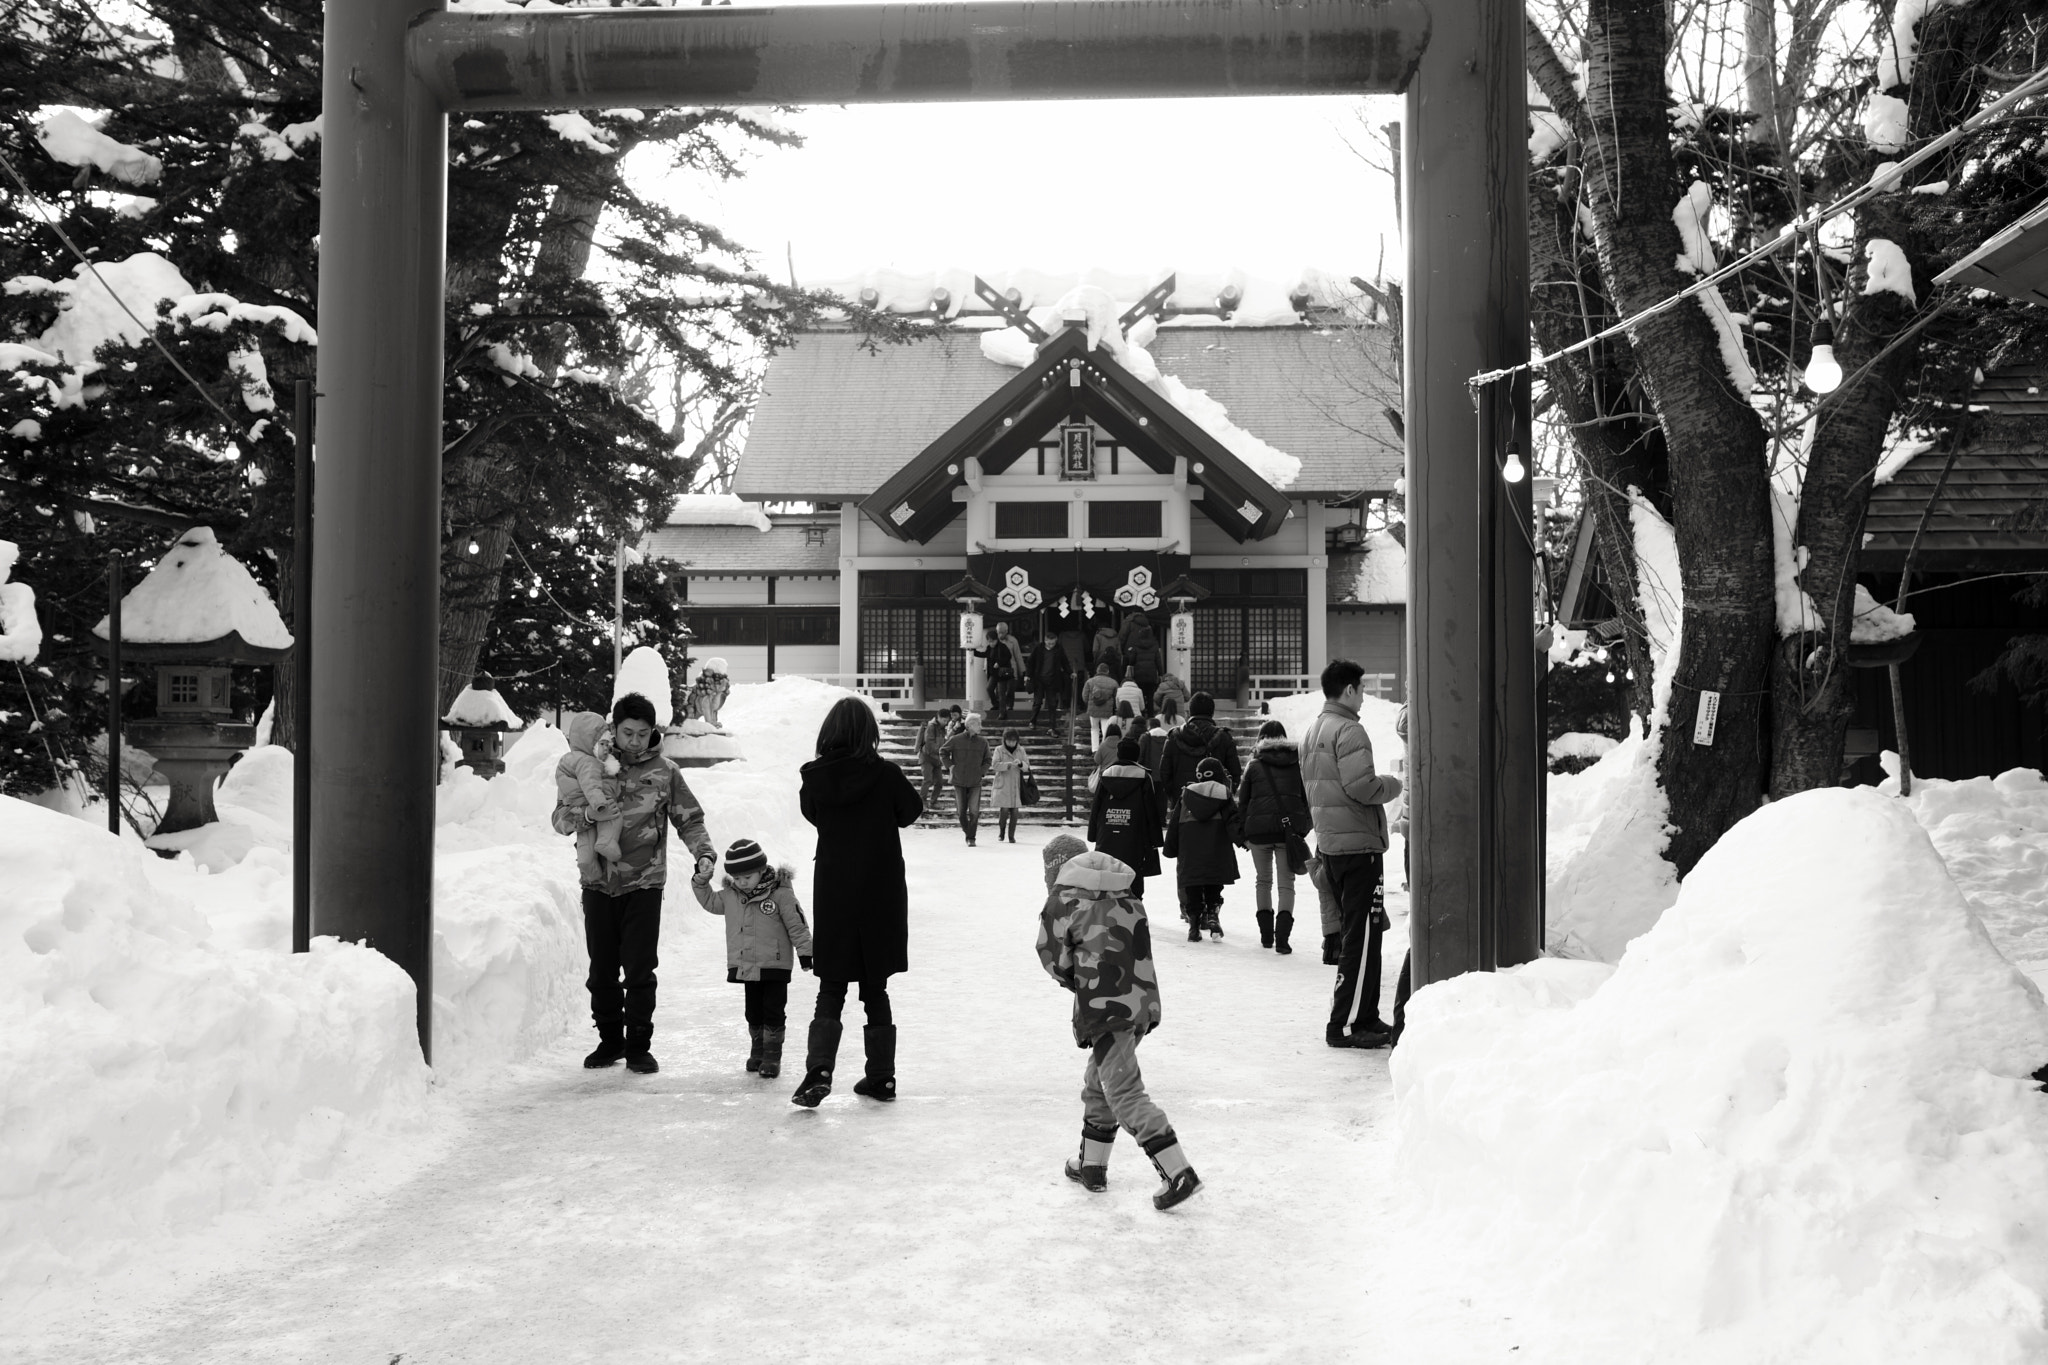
1170,755 -> 1240,942
1087,736 -> 1163,898
691,837 -> 814,1079
1036,840 -> 1202,1211
554,711 -> 625,884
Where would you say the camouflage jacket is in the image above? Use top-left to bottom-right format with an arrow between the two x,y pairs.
1036,850 -> 1162,1047
551,744 -> 714,895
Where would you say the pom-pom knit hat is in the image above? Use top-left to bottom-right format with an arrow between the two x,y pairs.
724,838 -> 769,878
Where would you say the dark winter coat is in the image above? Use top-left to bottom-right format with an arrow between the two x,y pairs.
550,740 -> 714,895
799,749 -> 923,980
1087,763 -> 1163,877
1151,673 -> 1191,720
1119,616 -> 1161,689
1091,628 -> 1123,682
1172,778 -> 1241,887
1235,738 -> 1311,845
1156,715 -> 1242,804
1138,723 -> 1172,781
944,729 -> 992,788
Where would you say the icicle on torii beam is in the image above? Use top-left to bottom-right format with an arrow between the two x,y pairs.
314,0 -> 1534,1061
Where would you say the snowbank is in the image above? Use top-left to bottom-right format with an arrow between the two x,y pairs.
1260,690 -> 1404,768
0,799 -> 430,1295
1544,726 -> 1678,960
1349,529 -> 1406,603
680,676 -> 876,868
1397,787 -> 2048,1364
613,644 -> 676,726
91,526 -> 292,650
1890,767 -> 2048,987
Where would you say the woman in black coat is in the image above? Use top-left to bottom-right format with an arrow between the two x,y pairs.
1087,736 -> 1164,897
1235,719 -> 1312,952
793,696 -> 922,1107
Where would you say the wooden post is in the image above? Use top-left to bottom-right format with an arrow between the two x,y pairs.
292,378 -> 314,954
106,557 -> 121,836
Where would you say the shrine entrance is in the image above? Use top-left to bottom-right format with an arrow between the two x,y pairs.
313,0 -> 1538,1060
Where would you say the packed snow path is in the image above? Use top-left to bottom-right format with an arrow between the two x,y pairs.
27,829 -> 1522,1364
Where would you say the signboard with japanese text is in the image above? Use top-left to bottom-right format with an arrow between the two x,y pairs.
1059,425 -> 1094,480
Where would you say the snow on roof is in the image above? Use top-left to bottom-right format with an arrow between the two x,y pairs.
91,527 -> 293,651
35,108 -> 161,187
0,539 -> 44,664
978,284 -> 1303,488
664,493 -> 771,532
445,682 -> 524,729
813,265 -> 1366,330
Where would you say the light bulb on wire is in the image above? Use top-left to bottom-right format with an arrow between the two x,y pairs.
1804,318 -> 1843,395
1501,443 -> 1527,484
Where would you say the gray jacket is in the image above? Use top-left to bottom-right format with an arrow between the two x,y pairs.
1301,698 -> 1403,855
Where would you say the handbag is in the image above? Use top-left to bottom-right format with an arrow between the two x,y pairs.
1282,814 -> 1311,877
1020,770 -> 1041,807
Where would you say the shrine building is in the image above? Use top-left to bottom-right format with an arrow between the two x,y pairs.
640,273 -> 1410,708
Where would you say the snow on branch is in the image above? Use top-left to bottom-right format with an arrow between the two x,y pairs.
0,540 -> 45,664
1671,181 -> 1756,398
169,294 -> 318,347
1862,239 -> 1917,306
35,109 -> 161,187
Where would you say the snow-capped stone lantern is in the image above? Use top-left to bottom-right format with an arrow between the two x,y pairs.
91,527 -> 292,834
441,672 -> 523,778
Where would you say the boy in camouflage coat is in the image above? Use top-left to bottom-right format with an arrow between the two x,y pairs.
1035,841 -> 1202,1211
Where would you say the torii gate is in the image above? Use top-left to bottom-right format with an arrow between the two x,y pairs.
313,0 -> 1539,1059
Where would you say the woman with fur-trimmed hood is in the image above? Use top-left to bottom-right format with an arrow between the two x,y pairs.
692,838 -> 813,1080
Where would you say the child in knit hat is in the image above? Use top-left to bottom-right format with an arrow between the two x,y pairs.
692,837 -> 813,1079
1035,846 -> 1201,1211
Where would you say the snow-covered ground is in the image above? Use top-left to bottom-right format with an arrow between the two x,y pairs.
5,681 -> 2045,1363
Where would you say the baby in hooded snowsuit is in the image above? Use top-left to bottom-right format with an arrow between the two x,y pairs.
555,712 -> 624,884
691,837 -> 814,1079
1036,836 -> 1202,1212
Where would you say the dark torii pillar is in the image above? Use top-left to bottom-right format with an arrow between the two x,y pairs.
314,0 -> 1529,1061
1403,0 -> 1539,986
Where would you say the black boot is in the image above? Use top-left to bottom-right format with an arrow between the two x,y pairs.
1186,915 -> 1202,943
1142,1131 -> 1202,1210
624,1025 -> 659,1074
1273,912 -> 1294,955
758,1026 -> 786,1080
791,1020 -> 843,1107
1064,1123 -> 1115,1192
1256,909 -> 1275,949
744,1024 -> 764,1073
1204,904 -> 1223,940
583,1025 -> 627,1069
852,1024 -> 898,1101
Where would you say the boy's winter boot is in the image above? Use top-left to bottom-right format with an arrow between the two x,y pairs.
1187,914 -> 1202,943
1142,1131 -> 1203,1211
583,1024 -> 628,1069
1205,904 -> 1224,940
757,1027 -> 786,1080
1064,1123 -> 1116,1192
1256,910 -> 1276,949
790,1020 -> 843,1107
623,1026 -> 659,1074
852,1024 -> 898,1101
744,1024 -> 765,1073
1273,912 -> 1295,955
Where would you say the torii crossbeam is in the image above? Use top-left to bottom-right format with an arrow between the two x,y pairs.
313,0 -> 1537,1059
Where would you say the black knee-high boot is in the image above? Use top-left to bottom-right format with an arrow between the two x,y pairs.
853,1024 -> 898,1101
1274,911 -> 1296,955
1256,909 -> 1275,949
791,1020 -> 842,1107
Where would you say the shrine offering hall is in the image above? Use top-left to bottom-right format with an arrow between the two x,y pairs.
643,283 -> 1409,707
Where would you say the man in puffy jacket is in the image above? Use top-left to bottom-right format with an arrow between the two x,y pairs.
1301,660 -> 1403,1049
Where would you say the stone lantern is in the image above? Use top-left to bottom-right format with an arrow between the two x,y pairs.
441,673 -> 523,778
92,527 -> 293,834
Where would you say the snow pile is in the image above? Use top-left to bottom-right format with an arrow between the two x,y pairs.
1260,690 -> 1405,770
35,108 -> 161,186
1399,787 -> 2048,1363
1349,529 -> 1406,603
0,540 -> 43,664
1544,725 -> 1679,960
613,645 -> 677,726
1862,239 -> 1917,305
680,677 -> 879,868
1547,731 -> 1620,764
978,285 -> 1302,489
0,799 -> 431,1294
1849,583 -> 1916,643
91,527 -> 292,650
1672,181 -> 1755,397
1890,767 -> 2048,988
444,682 -> 524,729
1864,92 -> 1911,153
28,253 -> 194,404
664,492 -> 772,531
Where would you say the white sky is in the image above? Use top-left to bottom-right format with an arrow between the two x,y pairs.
665,94 -> 1404,292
